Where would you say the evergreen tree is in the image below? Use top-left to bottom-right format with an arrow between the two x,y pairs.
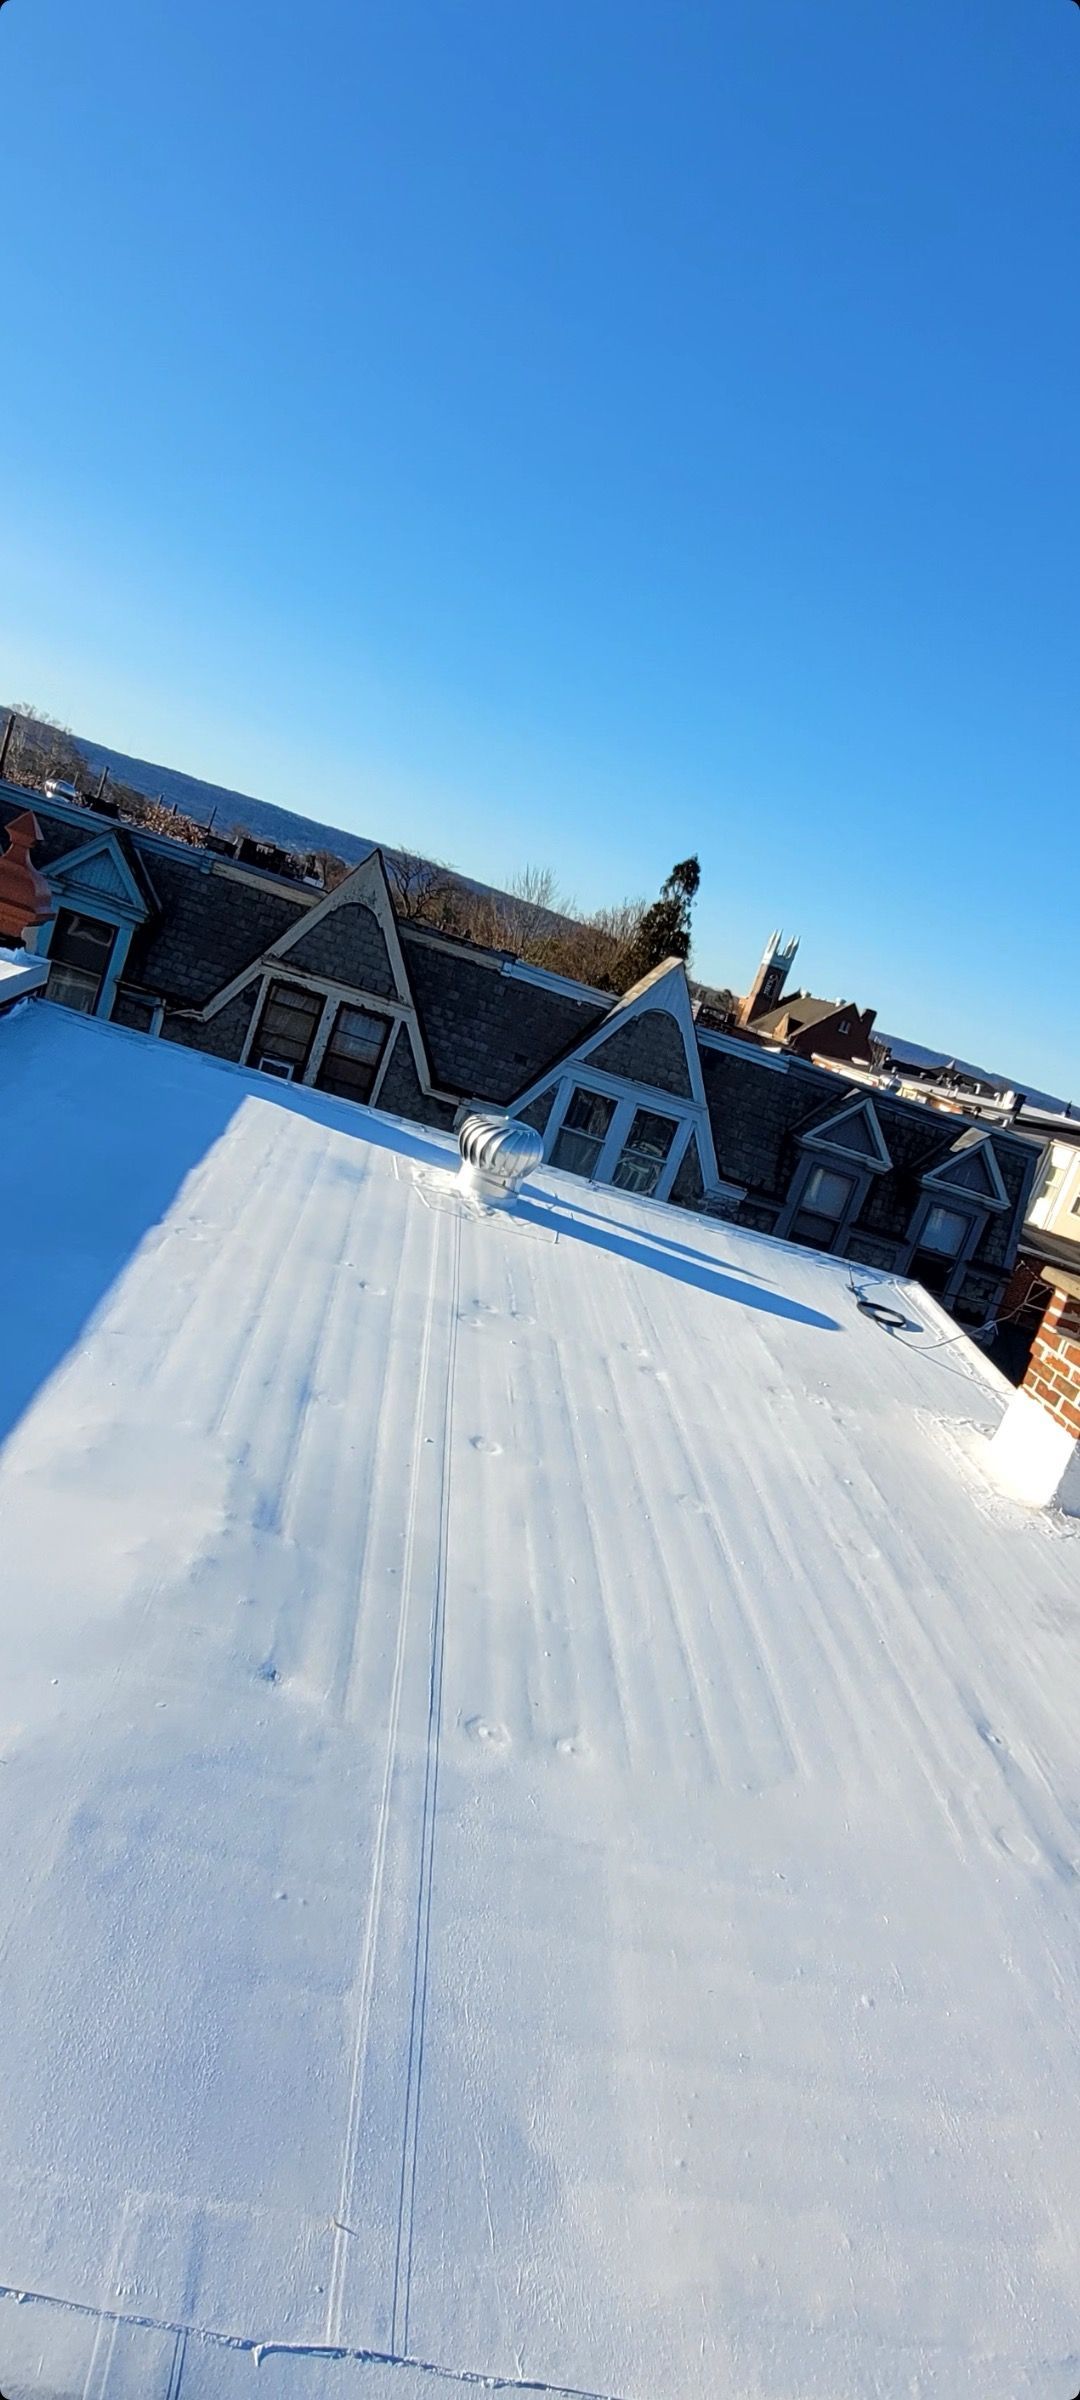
613,855 -> 701,992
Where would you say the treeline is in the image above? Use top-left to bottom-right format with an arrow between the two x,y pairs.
1,705 -> 220,849
382,853 -> 709,996
3,704 -> 728,1002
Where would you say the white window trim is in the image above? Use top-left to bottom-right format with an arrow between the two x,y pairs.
538,1070 -> 705,1204
37,908 -> 134,1021
922,1136 -> 1010,1211
802,1097 -> 892,1174
240,969 -> 400,1103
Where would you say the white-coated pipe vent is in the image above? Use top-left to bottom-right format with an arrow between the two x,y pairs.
457,1111 -> 543,1208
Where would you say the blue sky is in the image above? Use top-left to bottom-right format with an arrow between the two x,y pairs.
1,1 -> 1077,1096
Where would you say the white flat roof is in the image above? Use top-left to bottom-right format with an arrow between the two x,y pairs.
1,1006 -> 1079,2400
0,945 -> 48,1002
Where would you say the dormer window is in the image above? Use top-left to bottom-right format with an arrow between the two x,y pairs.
775,1097 -> 892,1256
249,979 -> 323,1078
906,1202 -> 976,1295
549,1087 -> 617,1178
788,1163 -> 858,1249
920,1203 -> 969,1259
611,1107 -> 679,1196
45,909 -> 117,1014
507,966 -> 725,1206
314,1002 -> 391,1102
899,1135 -> 1010,1306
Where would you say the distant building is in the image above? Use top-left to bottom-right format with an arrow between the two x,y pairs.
1024,1112 -> 1080,1261
732,929 -> 876,1065
734,927 -> 802,1026
0,783 -> 1042,1329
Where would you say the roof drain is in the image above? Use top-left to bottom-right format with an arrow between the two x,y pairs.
457,1111 -> 543,1209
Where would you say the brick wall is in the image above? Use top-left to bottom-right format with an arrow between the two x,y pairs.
1023,1288 -> 1080,1443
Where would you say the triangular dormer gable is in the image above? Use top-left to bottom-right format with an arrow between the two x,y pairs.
801,1096 -> 892,1172
48,831 -> 153,923
264,849 -> 415,1006
574,959 -> 709,1106
922,1133 -> 1010,1209
199,849 -> 438,1094
508,958 -> 722,1193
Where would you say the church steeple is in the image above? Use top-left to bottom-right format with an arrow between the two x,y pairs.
737,929 -> 800,1027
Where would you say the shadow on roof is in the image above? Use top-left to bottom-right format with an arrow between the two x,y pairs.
535,1192 -> 778,1286
515,1195 -> 840,1331
0,1016 -> 455,1455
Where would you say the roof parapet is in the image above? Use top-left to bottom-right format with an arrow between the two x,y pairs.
988,1275 -> 1080,1511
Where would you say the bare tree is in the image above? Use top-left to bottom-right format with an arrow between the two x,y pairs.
380,851 -> 653,991
309,849 -> 352,892
1,704 -> 93,798
122,792 -> 207,845
384,850 -> 462,922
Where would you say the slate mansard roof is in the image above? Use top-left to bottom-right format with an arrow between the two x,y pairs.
4,783 -> 1042,1318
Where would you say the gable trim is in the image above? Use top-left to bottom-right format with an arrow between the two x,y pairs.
196,853 -> 436,1091
264,849 -> 410,999
511,958 -> 710,1114
801,1096 -> 892,1173
922,1134 -> 1010,1210
48,832 -> 152,923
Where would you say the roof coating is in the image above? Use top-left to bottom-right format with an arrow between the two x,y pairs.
1,1004 -> 1079,2400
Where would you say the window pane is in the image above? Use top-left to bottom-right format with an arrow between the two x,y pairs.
562,1088 -> 616,1140
802,1164 -> 855,1219
251,980 -> 323,1074
790,1209 -> 844,1251
911,1249 -> 954,1296
315,1004 -> 390,1102
550,1127 -> 605,1179
611,1107 -> 678,1195
549,1088 -> 616,1179
51,909 -> 116,975
47,909 -> 115,1012
921,1203 -> 968,1258
46,961 -> 100,1014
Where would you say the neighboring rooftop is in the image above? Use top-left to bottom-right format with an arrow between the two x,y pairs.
1,1007 -> 1079,2399
882,1032 -> 1078,1119
0,943 -> 48,1007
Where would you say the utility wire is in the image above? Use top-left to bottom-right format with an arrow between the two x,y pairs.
848,1270 -> 1036,1364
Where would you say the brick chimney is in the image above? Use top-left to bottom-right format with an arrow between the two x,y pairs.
989,1273 -> 1080,1510
0,811 -> 54,945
